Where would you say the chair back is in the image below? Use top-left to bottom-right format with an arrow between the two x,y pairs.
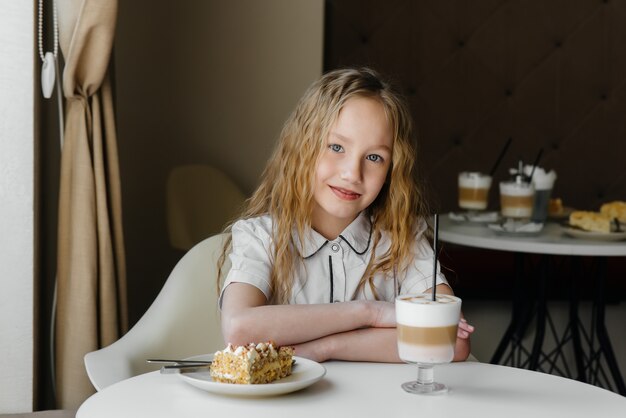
84,234 -> 229,391
166,164 -> 245,250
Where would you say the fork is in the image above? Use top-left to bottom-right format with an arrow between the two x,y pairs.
147,359 -> 213,375
146,358 -> 212,365
159,363 -> 212,374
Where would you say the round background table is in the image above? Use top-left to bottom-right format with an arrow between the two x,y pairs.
439,217 -> 626,256
439,215 -> 626,394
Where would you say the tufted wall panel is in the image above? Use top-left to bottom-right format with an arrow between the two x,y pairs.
325,0 -> 626,212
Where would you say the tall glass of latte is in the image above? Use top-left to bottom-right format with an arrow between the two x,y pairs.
396,293 -> 461,395
458,172 -> 492,211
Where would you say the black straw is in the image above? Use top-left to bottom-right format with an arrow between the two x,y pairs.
432,213 -> 439,302
527,148 -> 544,183
489,137 -> 513,177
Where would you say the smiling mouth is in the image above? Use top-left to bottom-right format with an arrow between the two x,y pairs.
330,186 -> 361,201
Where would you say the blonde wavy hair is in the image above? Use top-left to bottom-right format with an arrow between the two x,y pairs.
218,67 -> 430,304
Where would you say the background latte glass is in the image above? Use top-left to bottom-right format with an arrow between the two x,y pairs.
499,180 -> 534,219
458,172 -> 492,211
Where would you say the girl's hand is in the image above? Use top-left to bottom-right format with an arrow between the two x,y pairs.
457,318 -> 474,340
292,339 -> 330,363
453,318 -> 475,362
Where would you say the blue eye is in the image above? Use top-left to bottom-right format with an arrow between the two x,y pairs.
366,154 -> 383,163
329,144 -> 344,153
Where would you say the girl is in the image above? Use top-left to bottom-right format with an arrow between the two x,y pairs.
218,67 -> 473,362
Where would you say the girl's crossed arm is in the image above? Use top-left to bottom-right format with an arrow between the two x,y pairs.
293,284 -> 473,362
220,282 -> 473,363
220,282 -> 396,350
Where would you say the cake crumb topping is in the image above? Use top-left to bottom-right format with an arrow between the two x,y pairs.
210,341 -> 294,385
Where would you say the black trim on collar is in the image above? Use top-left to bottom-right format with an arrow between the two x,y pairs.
303,240 -> 329,259
339,218 -> 373,255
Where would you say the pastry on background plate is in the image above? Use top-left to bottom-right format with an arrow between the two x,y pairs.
569,211 -> 612,233
600,201 -> 626,223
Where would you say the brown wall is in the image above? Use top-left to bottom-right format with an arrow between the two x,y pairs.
114,0 -> 324,325
325,0 -> 626,213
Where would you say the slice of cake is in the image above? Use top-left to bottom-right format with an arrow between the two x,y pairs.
210,342 -> 294,384
569,211 -> 612,233
600,201 -> 626,223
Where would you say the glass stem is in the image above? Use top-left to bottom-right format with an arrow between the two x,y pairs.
417,364 -> 434,385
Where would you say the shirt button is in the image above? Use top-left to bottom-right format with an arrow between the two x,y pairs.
331,243 -> 340,252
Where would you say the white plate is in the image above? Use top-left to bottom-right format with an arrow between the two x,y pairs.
487,221 -> 544,236
178,355 -> 326,396
449,211 -> 500,223
561,226 -> 626,241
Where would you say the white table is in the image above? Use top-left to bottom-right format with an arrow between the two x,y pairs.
77,361 -> 626,418
439,217 -> 626,256
439,216 -> 626,394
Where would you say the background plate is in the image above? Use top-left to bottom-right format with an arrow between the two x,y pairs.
178,355 -> 326,396
449,211 -> 500,223
561,226 -> 626,241
487,222 -> 543,236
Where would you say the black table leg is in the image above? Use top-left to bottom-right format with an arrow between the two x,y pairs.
593,259 -> 626,395
529,256 -> 547,370
488,251 -> 624,395
569,257 -> 586,383
491,253 -> 525,365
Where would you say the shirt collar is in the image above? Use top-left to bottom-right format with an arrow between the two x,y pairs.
294,212 -> 373,258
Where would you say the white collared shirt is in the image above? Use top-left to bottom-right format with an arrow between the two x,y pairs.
221,212 -> 448,305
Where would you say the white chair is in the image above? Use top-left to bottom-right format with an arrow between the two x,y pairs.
166,164 -> 246,251
84,234 -> 229,391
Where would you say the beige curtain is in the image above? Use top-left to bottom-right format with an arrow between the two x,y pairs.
55,0 -> 127,409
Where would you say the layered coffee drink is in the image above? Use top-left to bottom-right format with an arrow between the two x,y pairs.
396,294 -> 461,364
458,172 -> 492,210
499,181 -> 534,219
